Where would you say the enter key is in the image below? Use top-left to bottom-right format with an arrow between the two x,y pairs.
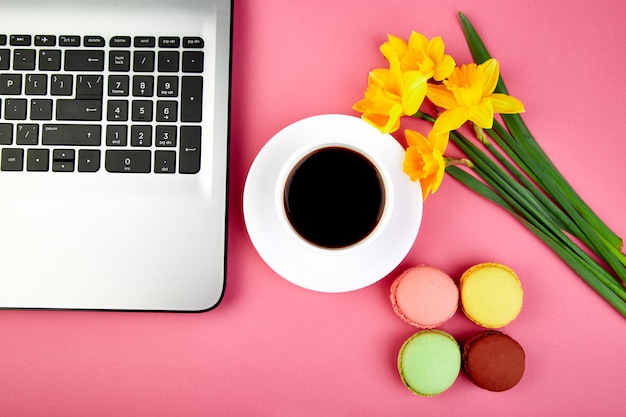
179,126 -> 201,174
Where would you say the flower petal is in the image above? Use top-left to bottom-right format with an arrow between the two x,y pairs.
426,84 -> 457,110
480,59 -> 500,96
468,101 -> 495,128
360,103 -> 403,134
429,129 -> 450,154
450,82 -> 482,107
433,54 -> 456,81
430,154 -> 446,194
380,34 -> 407,61
488,93 -> 525,114
388,54 -> 404,95
427,36 -> 446,62
404,128 -> 429,148
433,107 -> 469,132
401,71 -> 427,115
402,146 -> 426,182
408,31 -> 429,51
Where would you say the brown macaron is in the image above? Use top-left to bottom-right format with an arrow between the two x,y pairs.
462,331 -> 525,392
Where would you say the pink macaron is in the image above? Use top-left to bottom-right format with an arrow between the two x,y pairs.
390,265 -> 459,328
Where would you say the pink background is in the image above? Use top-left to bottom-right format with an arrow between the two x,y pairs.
2,0 -> 626,415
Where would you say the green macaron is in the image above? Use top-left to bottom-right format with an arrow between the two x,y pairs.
397,330 -> 461,396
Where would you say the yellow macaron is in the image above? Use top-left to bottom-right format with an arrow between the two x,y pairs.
459,263 -> 523,328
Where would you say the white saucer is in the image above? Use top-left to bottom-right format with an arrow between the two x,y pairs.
243,114 -> 423,292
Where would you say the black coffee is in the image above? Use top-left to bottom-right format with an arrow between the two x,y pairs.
283,146 -> 385,248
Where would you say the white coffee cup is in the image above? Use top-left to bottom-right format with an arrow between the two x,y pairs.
244,114 -> 422,292
274,140 -> 395,254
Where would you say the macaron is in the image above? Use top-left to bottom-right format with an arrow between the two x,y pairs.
459,263 -> 523,328
462,330 -> 525,392
397,330 -> 461,396
390,265 -> 458,328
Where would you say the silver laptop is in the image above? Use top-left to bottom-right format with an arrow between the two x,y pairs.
0,0 -> 231,311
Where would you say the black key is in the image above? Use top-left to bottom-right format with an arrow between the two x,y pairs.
1,148 -> 24,171
10,35 -> 31,46
156,101 -> 177,122
13,49 -> 35,70
132,75 -> 154,97
181,76 -> 203,122
183,37 -> 204,48
64,50 -> 104,71
50,74 -> 73,96
131,100 -> 153,121
158,51 -> 179,72
0,74 -> 22,95
25,74 -> 48,95
105,150 -> 151,173
27,148 -> 49,171
134,36 -> 155,48
108,75 -> 129,96
110,36 -> 131,47
59,36 -> 80,47
4,99 -> 27,120
78,149 -> 101,172
154,150 -> 176,173
0,49 -> 10,70
52,149 -> 75,172
107,100 -> 129,121
84,36 -> 105,47
16,124 -> 39,145
56,99 -> 102,121
76,75 -> 103,99
131,125 -> 152,147
157,76 -> 178,97
179,126 -> 201,174
0,35 -> 6,46
0,123 -> 13,145
35,35 -> 56,46
109,50 -> 130,72
156,125 -> 176,147
39,50 -> 61,71
159,37 -> 180,48
106,125 -> 127,146
42,124 -> 101,146
30,99 -> 53,120
182,51 -> 204,73
133,51 -> 155,72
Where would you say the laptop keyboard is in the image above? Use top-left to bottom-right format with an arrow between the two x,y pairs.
0,34 -> 204,174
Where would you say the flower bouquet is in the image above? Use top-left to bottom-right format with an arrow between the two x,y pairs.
353,12 -> 626,318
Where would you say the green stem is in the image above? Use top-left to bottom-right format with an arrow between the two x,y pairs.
447,129 -> 626,297
458,11 -> 623,252
482,126 -> 626,281
416,107 -> 626,316
501,114 -> 625,258
447,166 -> 626,317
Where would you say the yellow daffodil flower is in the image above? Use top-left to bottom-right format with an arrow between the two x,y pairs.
427,58 -> 525,133
402,128 -> 449,200
380,32 -> 456,81
353,54 -> 428,134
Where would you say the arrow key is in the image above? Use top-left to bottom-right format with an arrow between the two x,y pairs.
78,149 -> 101,172
27,148 -> 50,171
52,149 -> 75,172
